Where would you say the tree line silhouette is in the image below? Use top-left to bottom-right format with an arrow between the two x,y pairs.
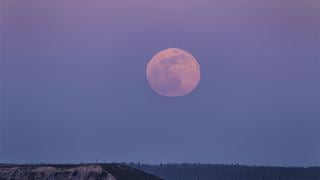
128,163 -> 320,180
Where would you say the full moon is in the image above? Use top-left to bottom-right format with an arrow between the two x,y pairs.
146,48 -> 201,97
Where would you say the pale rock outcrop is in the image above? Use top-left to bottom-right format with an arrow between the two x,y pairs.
0,165 -> 115,180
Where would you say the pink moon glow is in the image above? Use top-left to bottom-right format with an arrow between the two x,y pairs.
146,48 -> 201,97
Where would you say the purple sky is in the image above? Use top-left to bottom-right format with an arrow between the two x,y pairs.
1,0 -> 320,166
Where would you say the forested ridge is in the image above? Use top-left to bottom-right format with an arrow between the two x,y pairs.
129,163 -> 320,180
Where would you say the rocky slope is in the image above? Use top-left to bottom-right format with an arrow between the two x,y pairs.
0,164 -> 162,180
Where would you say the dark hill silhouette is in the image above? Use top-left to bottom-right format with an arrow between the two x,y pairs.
129,163 -> 320,180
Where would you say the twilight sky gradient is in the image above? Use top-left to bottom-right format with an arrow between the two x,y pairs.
1,0 -> 320,166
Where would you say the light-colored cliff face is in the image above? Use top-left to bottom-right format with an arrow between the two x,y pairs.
0,165 -> 116,180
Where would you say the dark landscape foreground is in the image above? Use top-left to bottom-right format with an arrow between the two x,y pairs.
0,164 -> 161,180
1,163 -> 320,180
131,163 -> 320,180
